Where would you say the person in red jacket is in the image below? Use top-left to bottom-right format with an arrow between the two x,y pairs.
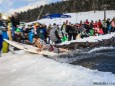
98,28 -> 104,35
93,21 -> 98,31
97,19 -> 102,28
111,18 -> 115,32
85,19 -> 90,25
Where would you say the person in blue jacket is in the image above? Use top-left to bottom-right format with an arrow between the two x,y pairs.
37,24 -> 46,41
0,27 -> 3,56
29,29 -> 34,43
1,27 -> 9,53
2,27 -> 9,39
0,14 -> 4,56
0,33 -> 3,57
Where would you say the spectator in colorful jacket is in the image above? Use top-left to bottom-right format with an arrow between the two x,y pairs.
93,21 -> 98,29
106,19 -> 111,32
97,28 -> 104,35
97,19 -> 102,28
84,19 -> 90,33
50,23 -> 61,44
102,20 -> 107,34
37,24 -> 46,41
0,14 -> 4,56
0,32 -> 3,57
111,18 -> 115,32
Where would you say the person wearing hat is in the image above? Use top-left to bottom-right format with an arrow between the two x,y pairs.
13,28 -> 22,43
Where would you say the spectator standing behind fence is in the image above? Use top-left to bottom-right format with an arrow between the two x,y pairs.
47,24 -> 52,44
0,32 -> 3,57
66,23 -> 77,41
0,14 -> 4,56
37,24 -> 46,41
102,20 -> 107,34
111,18 -> 115,32
2,27 -> 9,53
50,23 -> 61,44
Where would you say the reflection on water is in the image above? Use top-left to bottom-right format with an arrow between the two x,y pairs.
71,48 -> 115,74
72,56 -> 115,74
55,47 -> 115,74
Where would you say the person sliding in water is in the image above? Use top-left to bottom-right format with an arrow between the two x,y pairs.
33,35 -> 67,53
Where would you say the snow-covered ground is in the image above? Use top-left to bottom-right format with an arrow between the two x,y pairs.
58,32 -> 115,45
0,50 -> 115,86
1,10 -> 115,86
26,10 -> 115,26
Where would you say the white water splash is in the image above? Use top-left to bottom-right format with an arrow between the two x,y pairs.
88,47 -> 114,53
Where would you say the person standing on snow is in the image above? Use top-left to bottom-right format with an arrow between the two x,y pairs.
66,23 -> 77,41
50,23 -> 61,44
106,19 -> 111,33
2,27 -> 9,53
11,12 -> 20,38
13,29 -> 22,43
0,32 -> 3,57
111,18 -> 115,32
37,24 -> 46,41
102,20 -> 107,34
0,14 -> 4,56
47,24 -> 52,44
61,22 -> 68,42
84,19 -> 90,33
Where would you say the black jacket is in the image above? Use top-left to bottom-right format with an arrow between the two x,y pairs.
66,25 -> 77,34
0,20 -> 4,26
11,16 -> 20,27
13,34 -> 22,43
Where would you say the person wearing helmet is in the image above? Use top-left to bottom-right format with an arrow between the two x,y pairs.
13,28 -> 22,43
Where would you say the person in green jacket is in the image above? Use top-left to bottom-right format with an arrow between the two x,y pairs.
89,29 -> 94,36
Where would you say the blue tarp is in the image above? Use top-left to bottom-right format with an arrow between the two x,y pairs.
43,14 -> 71,19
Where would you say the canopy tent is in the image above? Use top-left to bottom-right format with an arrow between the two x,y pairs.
43,14 -> 71,19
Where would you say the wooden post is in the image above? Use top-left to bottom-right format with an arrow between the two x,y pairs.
104,7 -> 106,20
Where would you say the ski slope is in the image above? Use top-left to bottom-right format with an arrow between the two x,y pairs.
0,50 -> 115,86
26,10 -> 115,26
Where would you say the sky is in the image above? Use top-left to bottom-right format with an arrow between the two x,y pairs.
0,0 -> 62,15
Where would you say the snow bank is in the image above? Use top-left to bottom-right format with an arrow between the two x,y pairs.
58,32 -> 115,45
26,10 -> 115,26
0,51 -> 115,86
